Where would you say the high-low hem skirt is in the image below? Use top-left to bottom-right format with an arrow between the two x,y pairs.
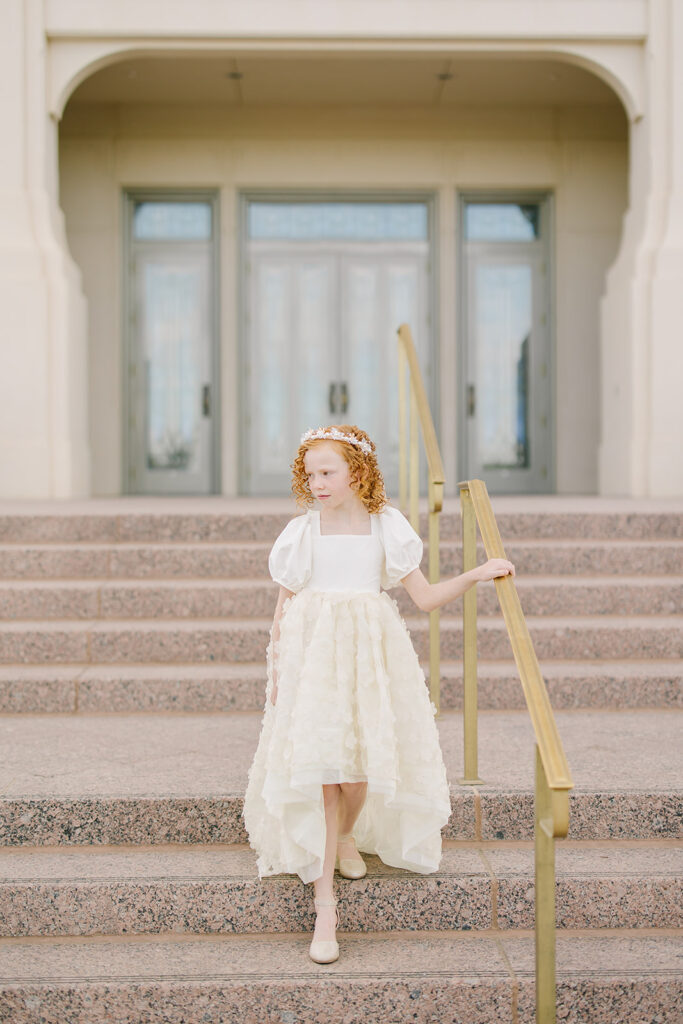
242,588 -> 452,885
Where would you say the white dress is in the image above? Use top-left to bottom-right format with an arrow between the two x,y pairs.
242,504 -> 452,885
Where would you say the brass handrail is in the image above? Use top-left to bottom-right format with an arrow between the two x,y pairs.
396,324 -> 444,714
396,325 -> 574,1021
458,477 -> 574,1024
457,479 -> 574,795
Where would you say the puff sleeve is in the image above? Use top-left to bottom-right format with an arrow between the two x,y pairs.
378,505 -> 424,590
267,512 -> 312,593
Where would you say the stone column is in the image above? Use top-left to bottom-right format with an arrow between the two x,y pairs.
0,0 -> 89,498
647,0 -> 683,495
599,0 -> 683,496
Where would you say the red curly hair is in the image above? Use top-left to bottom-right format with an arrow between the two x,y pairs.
291,424 -> 388,513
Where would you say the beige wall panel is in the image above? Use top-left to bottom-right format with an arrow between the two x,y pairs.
555,141 -> 628,491
556,230 -> 623,487
60,139 -> 122,495
44,0 -> 648,40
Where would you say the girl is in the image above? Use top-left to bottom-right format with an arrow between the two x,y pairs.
243,424 -> 515,965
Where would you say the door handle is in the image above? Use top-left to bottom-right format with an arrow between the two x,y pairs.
328,381 -> 348,414
202,384 -> 211,417
467,384 -> 476,417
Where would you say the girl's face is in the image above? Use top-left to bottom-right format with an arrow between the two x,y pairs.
303,442 -> 358,509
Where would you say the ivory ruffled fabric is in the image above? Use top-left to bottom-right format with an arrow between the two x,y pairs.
243,587 -> 452,884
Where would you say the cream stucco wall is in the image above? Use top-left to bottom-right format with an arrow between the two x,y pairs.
59,101 -> 627,496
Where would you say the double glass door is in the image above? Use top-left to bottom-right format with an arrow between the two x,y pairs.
243,200 -> 433,496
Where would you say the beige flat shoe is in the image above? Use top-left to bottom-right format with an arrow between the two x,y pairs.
335,831 -> 367,879
309,895 -> 340,964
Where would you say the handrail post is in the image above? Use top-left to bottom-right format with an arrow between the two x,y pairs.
428,476 -> 441,716
396,323 -> 445,722
535,743 -> 557,1024
458,483 -> 483,785
409,381 -> 419,531
398,343 -> 407,512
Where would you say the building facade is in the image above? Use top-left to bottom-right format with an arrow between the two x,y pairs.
2,0 -> 682,499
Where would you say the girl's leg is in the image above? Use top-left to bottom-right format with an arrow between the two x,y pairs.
312,783 -> 340,942
337,780 -> 368,864
337,780 -> 368,834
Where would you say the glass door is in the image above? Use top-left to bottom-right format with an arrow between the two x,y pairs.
460,197 -> 552,493
247,249 -> 338,487
243,198 -> 434,496
340,249 -> 430,495
125,195 -> 219,494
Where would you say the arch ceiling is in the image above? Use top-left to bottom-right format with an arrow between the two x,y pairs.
52,42 -> 641,122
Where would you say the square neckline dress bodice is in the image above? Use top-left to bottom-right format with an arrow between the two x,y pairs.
308,509 -> 384,594
242,504 -> 452,884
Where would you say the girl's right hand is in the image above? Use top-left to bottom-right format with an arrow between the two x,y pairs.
270,684 -> 278,706
475,557 -> 516,582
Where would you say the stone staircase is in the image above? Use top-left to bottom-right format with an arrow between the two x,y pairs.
0,495 -> 680,1023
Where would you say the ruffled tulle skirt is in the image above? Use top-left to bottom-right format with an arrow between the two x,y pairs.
242,588 -> 452,884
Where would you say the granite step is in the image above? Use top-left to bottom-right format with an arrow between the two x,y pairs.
0,538 -> 680,580
0,710 -> 679,846
0,614 -> 680,665
0,502 -> 681,543
1,575 -> 681,620
1,659 -> 680,714
0,932 -> 680,1024
0,841 -> 679,938
0,500 -> 678,1024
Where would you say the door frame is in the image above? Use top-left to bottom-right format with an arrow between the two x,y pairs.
121,187 -> 222,495
237,188 -> 440,496
456,189 -> 556,494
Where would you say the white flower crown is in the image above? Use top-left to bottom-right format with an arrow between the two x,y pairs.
300,427 -> 373,455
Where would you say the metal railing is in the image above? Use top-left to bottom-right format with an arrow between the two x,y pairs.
458,478 -> 574,1024
396,323 -> 574,1023
396,323 -> 444,713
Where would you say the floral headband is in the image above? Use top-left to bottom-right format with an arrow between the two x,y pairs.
300,427 -> 373,455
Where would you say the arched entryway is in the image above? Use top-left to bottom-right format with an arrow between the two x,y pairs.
56,47 -> 631,497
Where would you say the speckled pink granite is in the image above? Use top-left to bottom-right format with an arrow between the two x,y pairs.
1,538 -> 682,581
77,664 -> 268,714
2,577 -> 681,622
0,932 -> 680,1024
0,660 -> 680,714
0,666 -> 79,712
438,539 -> 683,576
0,498 -> 680,1022
408,577 -> 683,616
0,494 -> 681,543
0,710 -> 680,845
1,614 -> 680,665
509,933 -> 683,1024
489,843 -> 683,929
0,842 -> 679,938
0,844 -> 492,937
